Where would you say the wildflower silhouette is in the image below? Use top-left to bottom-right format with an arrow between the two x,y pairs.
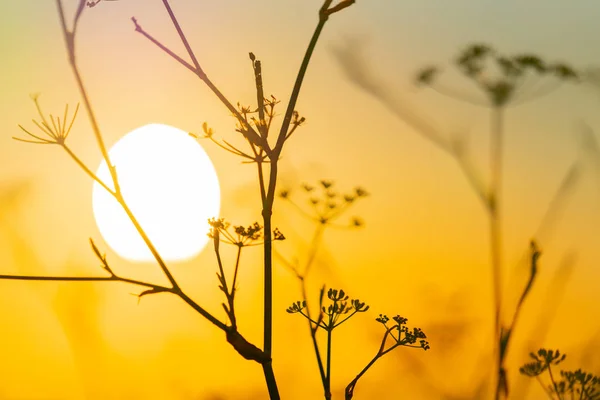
278,181 -> 428,399
1,1 -> 360,398
286,287 -> 372,399
344,314 -> 430,399
334,40 -> 583,399
520,348 -> 600,400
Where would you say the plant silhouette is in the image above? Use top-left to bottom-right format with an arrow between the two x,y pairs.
1,1 -> 599,399
332,39 -> 593,399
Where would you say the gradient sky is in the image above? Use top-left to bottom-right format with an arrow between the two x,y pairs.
1,1 -> 599,399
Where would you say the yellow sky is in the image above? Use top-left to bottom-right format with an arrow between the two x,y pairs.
1,0 -> 599,399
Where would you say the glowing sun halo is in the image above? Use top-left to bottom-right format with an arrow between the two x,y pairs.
92,123 -> 220,262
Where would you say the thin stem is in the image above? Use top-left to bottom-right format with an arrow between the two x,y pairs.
213,232 -> 236,329
384,95 -> 490,205
257,158 -> 268,203
116,194 -> 180,290
231,245 -> 243,298
547,364 -> 563,400
160,0 -> 204,76
325,325 -> 333,400
251,55 -> 267,138
0,273 -> 146,286
334,310 -> 358,328
536,375 -> 558,399
208,136 -> 255,160
345,353 -> 380,399
345,328 -> 394,400
56,0 -> 182,292
298,310 -> 325,330
131,17 -> 197,74
287,198 -> 321,223
302,280 -> 327,389
0,273 -> 228,333
131,8 -> 268,154
214,239 -> 229,293
491,105 -> 505,400
56,0 -> 118,192
260,161 -> 278,400
130,2 -> 350,399
303,225 -> 325,276
273,3 -> 332,154
262,154 -> 280,353
62,144 -> 114,194
176,290 -> 228,332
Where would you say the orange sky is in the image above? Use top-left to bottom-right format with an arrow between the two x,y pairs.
1,1 -> 599,399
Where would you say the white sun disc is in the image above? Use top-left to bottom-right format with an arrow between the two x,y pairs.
92,123 -> 220,262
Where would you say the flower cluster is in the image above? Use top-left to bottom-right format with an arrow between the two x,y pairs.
520,349 -> 599,400
376,314 -> 430,351
520,348 -> 567,377
287,288 -> 369,331
416,44 -> 579,107
14,94 -> 80,146
279,180 -> 368,227
208,218 -> 284,247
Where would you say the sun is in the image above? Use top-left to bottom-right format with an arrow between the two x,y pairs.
92,123 -> 220,262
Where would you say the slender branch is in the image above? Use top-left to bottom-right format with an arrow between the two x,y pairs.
129,3 -> 354,399
334,310 -> 358,328
56,0 -> 182,292
131,17 -> 196,74
273,5 -> 330,155
0,273 -> 152,287
116,194 -> 180,289
0,272 -> 230,332
345,328 -> 394,400
56,0 -> 118,192
176,290 -> 228,332
131,7 -> 269,154
497,242 -> 540,399
208,136 -> 255,159
62,144 -> 114,194
160,0 -> 204,76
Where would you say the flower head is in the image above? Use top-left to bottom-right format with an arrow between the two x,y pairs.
14,94 -> 79,145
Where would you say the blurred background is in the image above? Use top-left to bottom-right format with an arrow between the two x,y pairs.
0,0 -> 599,398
